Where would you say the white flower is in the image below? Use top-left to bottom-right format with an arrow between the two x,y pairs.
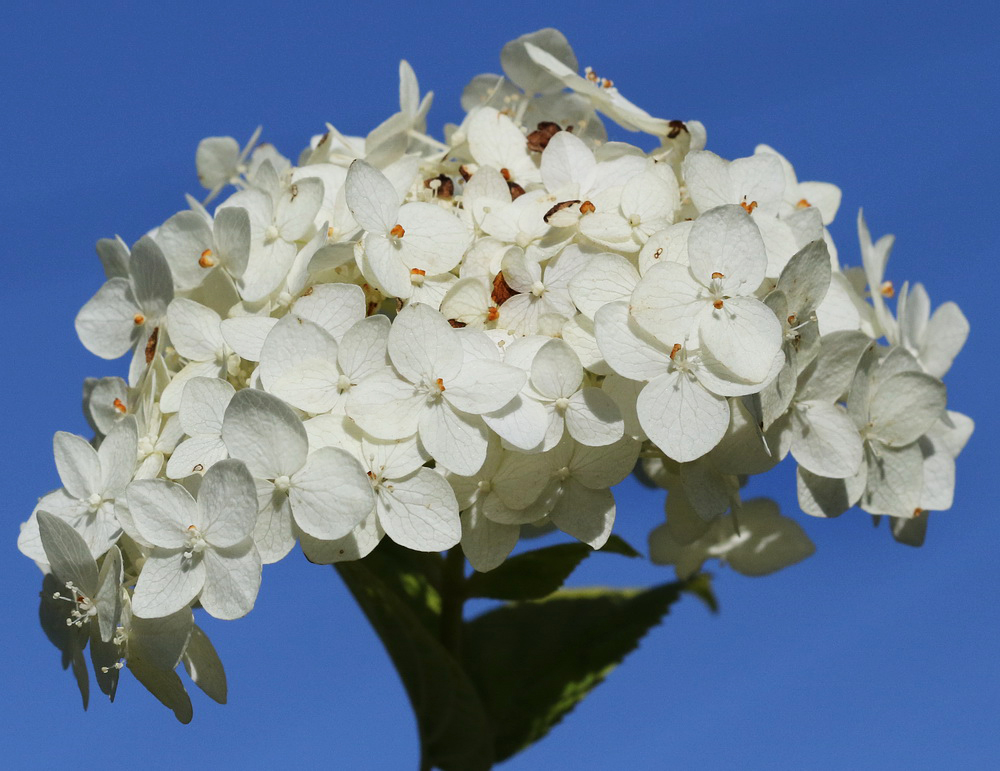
127,459 -> 261,619
75,235 -> 174,386
497,244 -> 590,334
346,159 -> 470,299
165,377 -> 235,480
631,204 -> 783,384
18,417 -> 138,563
650,498 -> 815,578
347,303 -> 525,475
222,388 -> 376,563
154,205 -> 252,293
523,338 -> 623,449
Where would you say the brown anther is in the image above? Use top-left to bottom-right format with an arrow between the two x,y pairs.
487,306 -> 500,322
796,198 -> 811,209
526,121 -> 562,152
144,327 -> 160,364
435,378 -> 446,392
580,200 -> 596,215
459,165 -> 473,182
711,271 -> 725,279
713,299 -> 725,309
410,268 -> 426,277
133,313 -> 145,326
543,199 -> 582,223
199,248 -> 216,268
424,174 -> 455,199
740,200 -> 758,214
187,524 -> 197,532
447,319 -> 467,328
499,167 -> 511,181
669,343 -> 682,360
913,507 -> 924,518
366,301 -> 381,316
390,224 -> 405,238
193,463 -> 204,472
317,132 -> 330,147
880,280 -> 895,298
667,120 -> 688,139
507,181 -> 526,200
367,470 -> 376,480
290,184 -> 299,200
491,271 -> 519,306
653,247 -> 664,260
787,313 -> 797,325
112,398 -> 127,414
302,286 -> 314,297
327,226 -> 335,238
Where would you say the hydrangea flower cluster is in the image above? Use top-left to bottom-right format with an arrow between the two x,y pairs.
20,28 -> 972,719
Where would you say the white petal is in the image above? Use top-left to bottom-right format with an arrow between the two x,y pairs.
166,299 -> 224,361
253,482 -> 296,564
198,459 -> 258,548
275,177 -> 324,240
220,316 -> 279,362
178,377 -> 235,437
686,204 -> 767,290
445,359 -> 526,415
568,253 -> 639,319
377,468 -> 461,551
36,511 -> 99,598
259,316 -> 341,414
345,159 -> 399,234
483,395 -> 549,451
565,388 -> 624,446
75,278 -> 140,359
213,206 -> 252,278
155,210 -> 213,291
290,447 -> 375,540
461,504 -> 519,572
54,431 -> 101,500
200,544 -> 261,620
126,480 -> 195,548
293,283 -> 367,341
869,372 -> 946,447
166,436 -> 229,480
222,389 -> 308,478
789,403 -> 863,479
395,202 -> 470,274
387,302 -> 463,383
530,339 -> 582,399
419,401 -> 488,476
299,511 -> 384,564
98,415 -> 138,495
593,301 -> 670,382
637,372 -> 730,463
549,480 -> 615,548
698,296 -> 782,383
131,550 -> 205,618
347,368 -> 423,439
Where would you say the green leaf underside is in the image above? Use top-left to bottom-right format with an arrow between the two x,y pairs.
461,583 -> 689,762
336,543 -> 495,771
466,534 -> 641,601
337,539 -> 712,768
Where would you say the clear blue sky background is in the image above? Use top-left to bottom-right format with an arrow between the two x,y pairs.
2,2 -> 997,768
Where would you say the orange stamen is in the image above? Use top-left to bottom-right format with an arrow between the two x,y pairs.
880,280 -> 895,298
796,198 -> 811,209
133,313 -> 145,326
713,300 -> 724,309
580,200 -> 596,215
740,200 -> 758,214
669,343 -> 682,360
711,271 -> 724,279
487,306 -> 499,322
435,378 -> 446,392
390,224 -> 405,238
410,268 -> 426,276
112,398 -> 127,414
199,248 -> 215,268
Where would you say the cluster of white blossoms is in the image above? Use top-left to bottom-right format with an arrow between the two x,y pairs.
20,29 -> 972,716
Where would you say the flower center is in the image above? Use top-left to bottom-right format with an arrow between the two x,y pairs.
274,475 -> 291,494
184,524 -> 207,559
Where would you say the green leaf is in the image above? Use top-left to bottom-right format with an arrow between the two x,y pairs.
682,572 -> 719,613
336,547 -> 494,771
466,535 -> 640,602
461,581 -> 693,762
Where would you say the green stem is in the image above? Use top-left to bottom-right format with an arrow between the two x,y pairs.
439,546 -> 466,658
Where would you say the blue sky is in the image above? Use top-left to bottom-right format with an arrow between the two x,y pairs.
2,2 -> 997,768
